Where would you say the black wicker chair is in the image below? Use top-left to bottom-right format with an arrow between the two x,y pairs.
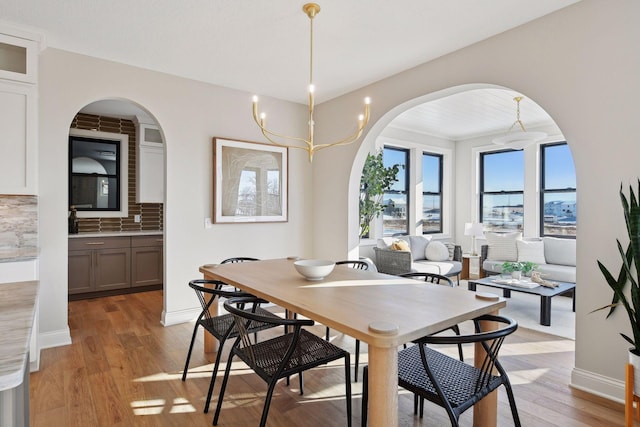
181,280 -> 281,413
361,314 -> 520,426
214,296 -> 352,427
220,257 -> 260,264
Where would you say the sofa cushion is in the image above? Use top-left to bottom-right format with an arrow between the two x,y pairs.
485,232 -> 521,262
517,239 -> 546,264
543,237 -> 576,266
413,259 -> 462,276
425,241 -> 450,261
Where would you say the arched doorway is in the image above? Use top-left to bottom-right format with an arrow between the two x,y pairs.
67,98 -> 166,310
350,84 -> 576,337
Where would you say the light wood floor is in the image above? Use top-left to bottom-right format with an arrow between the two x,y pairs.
30,290 -> 625,426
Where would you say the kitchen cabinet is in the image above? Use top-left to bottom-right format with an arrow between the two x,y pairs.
136,122 -> 164,203
68,236 -> 131,295
131,235 -> 163,287
68,233 -> 163,298
0,29 -> 39,195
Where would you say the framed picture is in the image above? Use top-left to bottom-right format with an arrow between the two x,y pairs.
213,137 -> 288,223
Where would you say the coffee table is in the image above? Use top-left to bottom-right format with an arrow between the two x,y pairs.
468,276 -> 575,326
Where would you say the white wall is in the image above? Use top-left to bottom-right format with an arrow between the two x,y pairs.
313,0 -> 640,401
38,49 -> 311,344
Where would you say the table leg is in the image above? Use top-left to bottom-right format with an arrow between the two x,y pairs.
474,313 -> 499,427
540,295 -> 552,326
367,345 -> 398,427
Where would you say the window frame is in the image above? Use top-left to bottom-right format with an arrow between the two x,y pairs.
539,141 -> 576,238
68,128 -> 129,218
383,146 -> 410,237
479,148 -> 525,232
421,151 -> 443,234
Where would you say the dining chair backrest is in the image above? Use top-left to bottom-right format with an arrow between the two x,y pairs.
400,272 -> 454,287
221,257 -> 260,264
335,260 -> 369,270
188,279 -> 249,324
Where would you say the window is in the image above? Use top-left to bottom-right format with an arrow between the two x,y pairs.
422,152 -> 443,234
383,147 -> 409,236
540,142 -> 576,237
480,149 -> 524,232
69,128 -> 128,218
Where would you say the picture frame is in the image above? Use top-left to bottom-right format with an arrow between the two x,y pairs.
212,137 -> 288,223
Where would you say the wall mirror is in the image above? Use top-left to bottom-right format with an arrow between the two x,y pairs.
69,128 -> 128,217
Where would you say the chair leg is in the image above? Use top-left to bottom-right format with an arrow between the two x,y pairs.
181,322 -> 200,381
361,366 -> 368,427
213,352 -> 235,426
344,353 -> 352,427
413,393 -> 418,414
299,372 -> 304,395
503,381 -> 522,427
204,337 -> 227,413
326,326 -> 330,341
259,378 -> 280,427
355,340 -> 360,382
452,325 -> 464,361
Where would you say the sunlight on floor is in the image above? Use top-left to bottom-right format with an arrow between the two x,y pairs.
509,368 -> 551,385
130,397 -> 197,416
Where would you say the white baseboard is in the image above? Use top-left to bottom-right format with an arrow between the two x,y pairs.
162,307 -> 199,326
571,367 -> 624,403
38,328 -> 72,350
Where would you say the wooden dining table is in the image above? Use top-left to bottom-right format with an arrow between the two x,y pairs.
199,258 -> 506,427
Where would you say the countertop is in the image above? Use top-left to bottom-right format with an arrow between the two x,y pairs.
0,246 -> 39,263
69,230 -> 163,238
0,280 -> 38,391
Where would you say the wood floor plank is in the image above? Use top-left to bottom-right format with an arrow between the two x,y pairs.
30,290 -> 625,426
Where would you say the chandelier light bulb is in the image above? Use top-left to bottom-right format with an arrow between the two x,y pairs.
364,97 -> 371,105
309,84 -> 315,94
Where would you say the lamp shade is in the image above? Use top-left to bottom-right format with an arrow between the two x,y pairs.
464,222 -> 484,237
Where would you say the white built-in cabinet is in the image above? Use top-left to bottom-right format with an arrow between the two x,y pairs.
0,28 -> 39,195
135,120 -> 165,203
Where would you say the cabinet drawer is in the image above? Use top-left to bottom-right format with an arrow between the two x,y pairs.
131,235 -> 163,247
69,236 -> 131,251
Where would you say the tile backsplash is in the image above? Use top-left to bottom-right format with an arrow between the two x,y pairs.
0,195 -> 37,249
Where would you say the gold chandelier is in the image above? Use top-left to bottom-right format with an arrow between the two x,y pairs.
252,3 -> 371,162
492,96 -> 547,149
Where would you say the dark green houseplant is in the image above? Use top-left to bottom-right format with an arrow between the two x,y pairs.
359,152 -> 401,239
594,181 -> 640,356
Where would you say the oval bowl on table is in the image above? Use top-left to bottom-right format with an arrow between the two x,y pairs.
293,259 -> 336,281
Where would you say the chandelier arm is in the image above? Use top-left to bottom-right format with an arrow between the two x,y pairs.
252,110 -> 312,147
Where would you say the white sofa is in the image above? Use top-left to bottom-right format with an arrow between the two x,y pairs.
480,234 -> 576,283
373,235 -> 462,280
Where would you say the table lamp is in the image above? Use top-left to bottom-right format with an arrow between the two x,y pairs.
464,222 -> 484,256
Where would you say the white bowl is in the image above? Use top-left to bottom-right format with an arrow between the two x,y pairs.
293,259 -> 336,281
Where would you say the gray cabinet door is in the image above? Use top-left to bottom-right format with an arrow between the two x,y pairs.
68,250 -> 93,294
94,248 -> 131,291
131,246 -> 163,287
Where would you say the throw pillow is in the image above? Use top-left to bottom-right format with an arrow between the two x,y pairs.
543,237 -> 576,266
425,241 -> 450,261
485,232 -> 521,262
390,239 -> 410,252
516,239 -> 546,264
376,237 -> 394,249
408,235 -> 431,261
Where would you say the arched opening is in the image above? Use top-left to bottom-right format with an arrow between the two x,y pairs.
67,98 -> 166,317
350,84 -> 576,337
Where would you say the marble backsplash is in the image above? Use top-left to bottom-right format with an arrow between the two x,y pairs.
0,195 -> 37,249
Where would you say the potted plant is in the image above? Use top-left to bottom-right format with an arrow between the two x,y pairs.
501,261 -> 538,280
359,151 -> 401,239
594,181 -> 640,393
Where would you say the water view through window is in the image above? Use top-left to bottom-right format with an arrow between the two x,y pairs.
383,147 -> 408,236
541,142 -> 576,236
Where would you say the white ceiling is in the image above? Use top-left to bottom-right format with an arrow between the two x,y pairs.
2,1 -> 573,139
